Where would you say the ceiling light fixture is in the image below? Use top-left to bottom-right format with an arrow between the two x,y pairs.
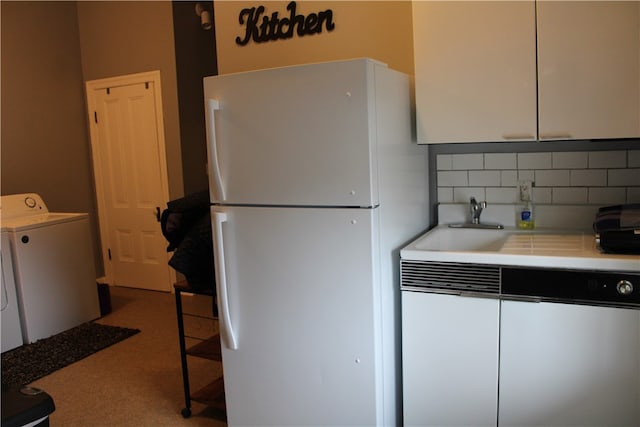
195,3 -> 212,31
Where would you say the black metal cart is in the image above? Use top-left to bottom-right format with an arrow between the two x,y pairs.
174,280 -> 225,419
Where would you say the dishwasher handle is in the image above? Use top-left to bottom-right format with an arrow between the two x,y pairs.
459,291 -> 500,300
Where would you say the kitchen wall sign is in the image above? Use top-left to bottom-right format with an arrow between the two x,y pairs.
236,1 -> 335,46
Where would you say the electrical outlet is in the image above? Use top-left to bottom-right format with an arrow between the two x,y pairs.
519,180 -> 533,202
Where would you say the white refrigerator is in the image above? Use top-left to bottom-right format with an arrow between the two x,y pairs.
204,58 -> 429,426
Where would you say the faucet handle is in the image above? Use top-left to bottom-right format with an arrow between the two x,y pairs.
469,197 -> 487,224
470,197 -> 487,208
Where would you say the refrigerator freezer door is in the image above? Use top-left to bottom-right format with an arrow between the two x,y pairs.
204,59 -> 402,207
212,205 -> 383,426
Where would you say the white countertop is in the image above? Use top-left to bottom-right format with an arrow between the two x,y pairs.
401,204 -> 639,272
401,224 -> 639,272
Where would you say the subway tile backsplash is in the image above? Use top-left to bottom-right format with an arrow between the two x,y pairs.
436,150 -> 640,205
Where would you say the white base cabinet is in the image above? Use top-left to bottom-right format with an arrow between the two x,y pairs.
499,301 -> 640,427
402,292 -> 499,427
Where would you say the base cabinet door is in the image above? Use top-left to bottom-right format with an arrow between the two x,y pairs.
499,301 -> 640,426
402,292 -> 499,426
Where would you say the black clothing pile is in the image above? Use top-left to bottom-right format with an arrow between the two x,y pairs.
161,190 -> 215,291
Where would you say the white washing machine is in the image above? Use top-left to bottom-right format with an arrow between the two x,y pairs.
1,193 -> 101,344
1,227 -> 24,352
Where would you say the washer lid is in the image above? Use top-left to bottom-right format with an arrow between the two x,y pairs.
2,212 -> 87,231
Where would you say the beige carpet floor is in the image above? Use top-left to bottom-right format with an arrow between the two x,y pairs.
30,286 -> 227,426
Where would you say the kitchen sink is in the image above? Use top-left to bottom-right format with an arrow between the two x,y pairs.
412,226 -> 509,252
402,203 -> 638,271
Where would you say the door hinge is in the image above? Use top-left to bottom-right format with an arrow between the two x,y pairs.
94,111 -> 98,123
108,248 -> 112,260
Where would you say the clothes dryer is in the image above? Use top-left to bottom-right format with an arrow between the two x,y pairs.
1,228 -> 24,352
1,194 -> 100,343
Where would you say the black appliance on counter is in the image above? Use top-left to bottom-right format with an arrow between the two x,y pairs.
593,203 -> 640,255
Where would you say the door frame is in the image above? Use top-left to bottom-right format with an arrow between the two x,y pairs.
85,70 -> 174,288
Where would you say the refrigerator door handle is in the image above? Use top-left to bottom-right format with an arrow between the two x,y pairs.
206,99 -> 226,201
212,209 -> 238,350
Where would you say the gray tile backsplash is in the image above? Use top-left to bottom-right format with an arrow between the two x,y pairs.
436,149 -> 640,205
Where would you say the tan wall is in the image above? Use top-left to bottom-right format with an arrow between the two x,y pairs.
77,1 -> 184,200
1,1 -> 186,278
214,1 -> 414,75
1,1 -> 104,273
1,1 -> 92,210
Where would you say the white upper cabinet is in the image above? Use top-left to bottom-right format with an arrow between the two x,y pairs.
413,1 -> 640,144
412,1 -> 537,144
537,1 -> 640,140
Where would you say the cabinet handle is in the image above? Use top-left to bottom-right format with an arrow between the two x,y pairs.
501,295 -> 541,303
502,133 -> 535,140
539,133 -> 572,140
459,292 -> 500,300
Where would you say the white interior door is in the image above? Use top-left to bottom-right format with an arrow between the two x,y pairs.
86,71 -> 174,292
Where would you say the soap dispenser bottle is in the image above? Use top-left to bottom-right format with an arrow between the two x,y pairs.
518,181 -> 535,230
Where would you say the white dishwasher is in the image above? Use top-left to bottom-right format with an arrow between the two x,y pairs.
499,267 -> 640,426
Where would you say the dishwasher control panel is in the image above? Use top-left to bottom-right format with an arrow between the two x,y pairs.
502,267 -> 640,308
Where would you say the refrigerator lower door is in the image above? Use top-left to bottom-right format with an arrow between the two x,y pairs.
212,206 -> 383,426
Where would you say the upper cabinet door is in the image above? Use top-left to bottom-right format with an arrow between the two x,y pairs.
537,1 -> 640,140
412,1 -> 537,144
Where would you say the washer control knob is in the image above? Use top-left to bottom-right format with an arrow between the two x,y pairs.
616,280 -> 634,296
24,196 -> 36,208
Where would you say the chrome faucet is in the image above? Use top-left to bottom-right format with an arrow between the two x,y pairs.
469,197 -> 487,224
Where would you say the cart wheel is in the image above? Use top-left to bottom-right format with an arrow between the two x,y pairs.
181,407 -> 192,418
